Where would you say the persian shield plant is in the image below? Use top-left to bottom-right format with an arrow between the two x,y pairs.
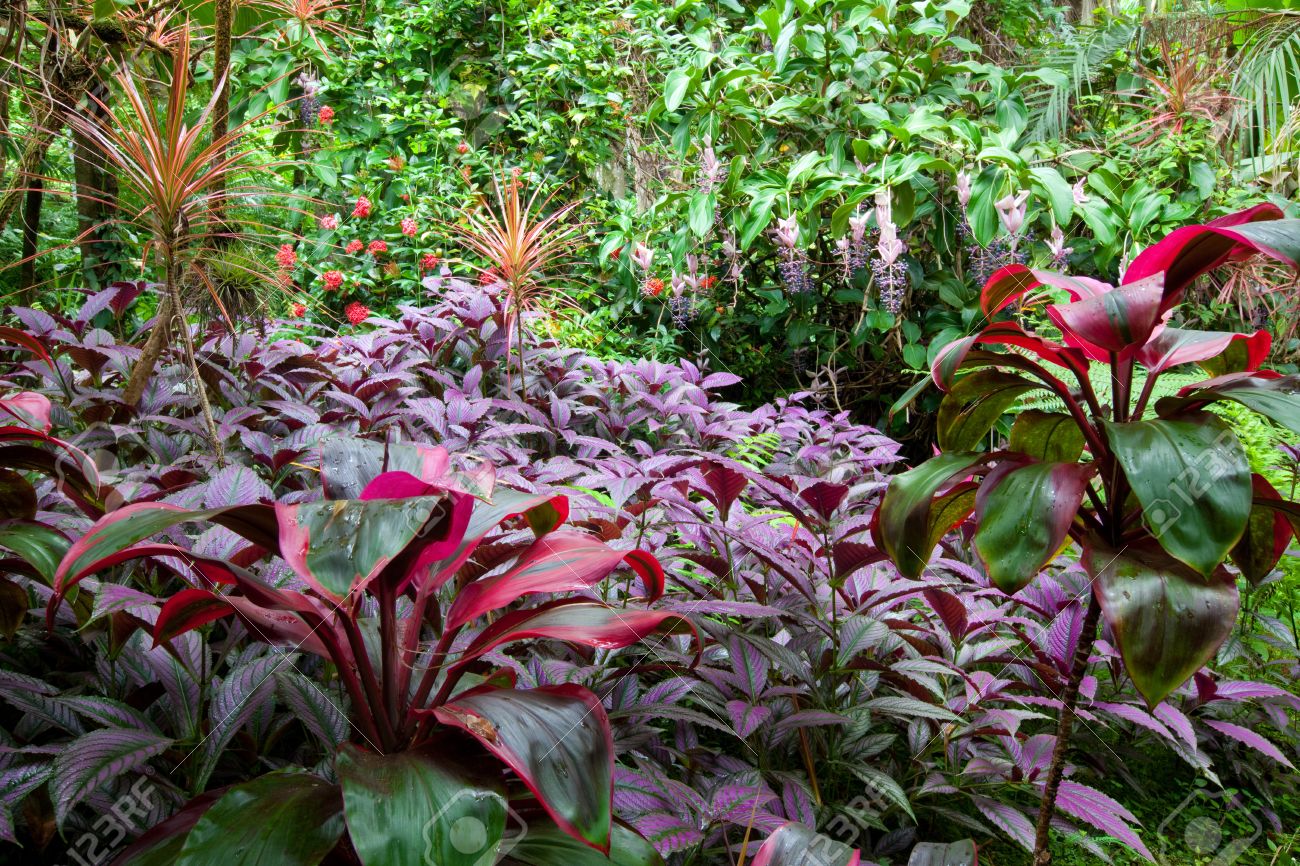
874,204 -> 1300,863
48,438 -> 688,866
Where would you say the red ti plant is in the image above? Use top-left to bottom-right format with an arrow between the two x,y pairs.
48,438 -> 690,866
874,205 -> 1300,864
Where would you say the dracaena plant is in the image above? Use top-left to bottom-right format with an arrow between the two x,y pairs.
874,204 -> 1300,864
46,437 -> 690,866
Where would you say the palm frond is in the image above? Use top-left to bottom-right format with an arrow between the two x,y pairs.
1024,19 -> 1139,142
1229,11 -> 1300,155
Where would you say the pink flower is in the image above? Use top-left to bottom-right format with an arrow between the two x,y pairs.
322,270 -> 344,291
632,242 -> 654,271
995,190 -> 1030,236
352,196 -> 371,218
345,302 -> 371,325
318,214 -> 338,230
368,240 -> 388,255
421,253 -> 441,271
290,302 -> 307,318
345,239 -> 364,255
275,243 -> 297,269
318,105 -> 335,125
400,217 -> 418,237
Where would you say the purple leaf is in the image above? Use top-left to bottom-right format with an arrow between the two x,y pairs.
1202,719 -> 1295,768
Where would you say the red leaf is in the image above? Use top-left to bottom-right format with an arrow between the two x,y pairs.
153,589 -> 232,646
1123,204 -> 1294,304
0,393 -> 52,432
1046,272 -> 1165,359
932,322 -> 1088,390
1136,328 -> 1271,375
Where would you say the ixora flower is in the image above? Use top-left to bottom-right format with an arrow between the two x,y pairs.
641,276 -> 664,297
352,196 -> 372,218
420,253 -> 441,271
275,244 -> 297,269
322,270 -> 344,291
400,217 -> 418,237
318,214 -> 339,231
318,105 -> 335,125
344,301 -> 371,325
368,240 -> 389,255
290,302 -> 307,318
345,239 -> 364,255
456,141 -> 470,154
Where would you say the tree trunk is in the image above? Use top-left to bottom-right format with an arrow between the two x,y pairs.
18,179 -> 43,303
1031,593 -> 1103,863
209,0 -> 233,239
122,294 -> 173,407
0,54 -> 93,233
166,272 -> 224,465
73,78 -> 124,288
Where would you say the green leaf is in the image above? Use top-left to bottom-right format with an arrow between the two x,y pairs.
1085,539 -> 1239,708
338,744 -> 506,866
1008,411 -> 1086,463
1158,374 -> 1300,436
177,771 -> 344,866
937,369 -> 1043,451
974,462 -> 1091,593
0,521 -> 70,585
435,685 -> 613,851
664,69 -> 693,112
1029,166 -> 1074,225
1104,415 -> 1251,576
875,453 -> 985,579
688,192 -> 716,238
504,819 -> 662,866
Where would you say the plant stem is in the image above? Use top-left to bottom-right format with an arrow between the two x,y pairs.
1031,591 -> 1102,864
166,272 -> 224,465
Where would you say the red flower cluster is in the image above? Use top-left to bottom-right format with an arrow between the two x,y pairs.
421,253 -> 441,271
368,240 -> 388,255
352,196 -> 371,218
642,277 -> 664,297
345,302 -> 371,325
290,302 -> 307,318
322,270 -> 344,291
700,275 -> 719,290
345,239 -> 364,255
318,105 -> 335,125
478,268 -> 500,286
400,217 -> 418,237
275,243 -> 297,269
318,214 -> 338,230
456,142 -> 470,154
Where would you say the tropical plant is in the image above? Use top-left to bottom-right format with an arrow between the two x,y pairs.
874,204 -> 1300,863
44,436 -> 690,865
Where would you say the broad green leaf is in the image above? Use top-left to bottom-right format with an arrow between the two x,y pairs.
975,462 -> 1091,593
337,745 -> 506,866
503,819 -> 663,866
875,453 -> 985,578
1008,411 -> 1086,463
1085,539 -> 1239,708
1104,416 -> 1251,575
664,69 -> 693,112
177,771 -> 344,866
1157,374 -> 1300,436
435,685 -> 612,851
937,369 -> 1042,451
688,191 -> 716,238
278,498 -> 442,599
0,520 -> 70,584
1029,166 -> 1074,225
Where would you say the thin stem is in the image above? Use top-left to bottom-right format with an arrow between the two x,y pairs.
1031,591 -> 1102,864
